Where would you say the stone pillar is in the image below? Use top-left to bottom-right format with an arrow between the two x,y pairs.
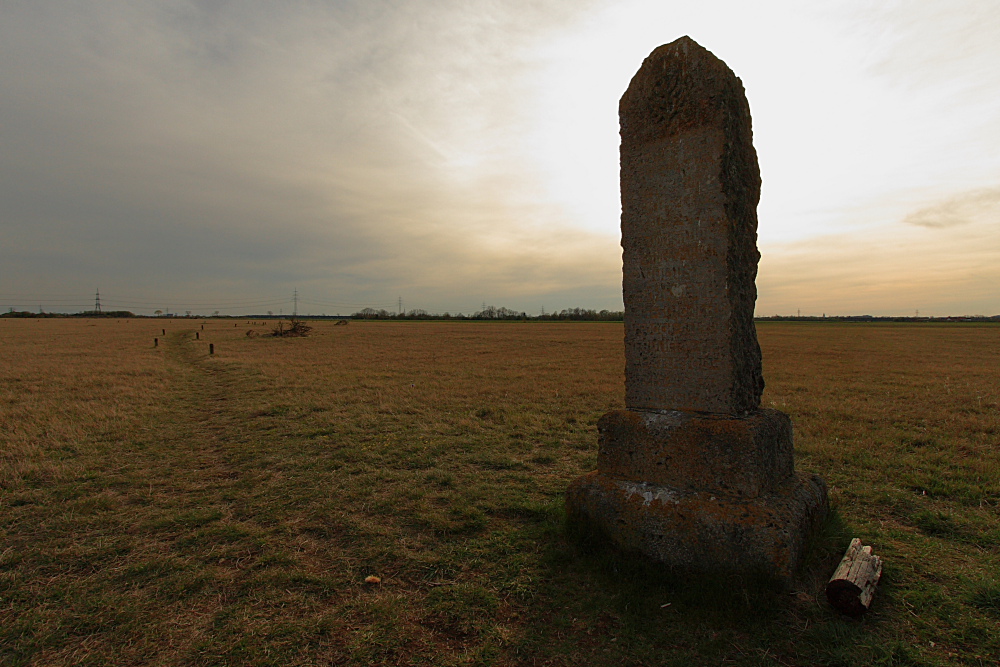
566,36 -> 828,584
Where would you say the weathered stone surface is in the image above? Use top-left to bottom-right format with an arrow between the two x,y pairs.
566,471 -> 828,582
565,36 -> 828,585
596,408 -> 794,499
620,35 -> 763,415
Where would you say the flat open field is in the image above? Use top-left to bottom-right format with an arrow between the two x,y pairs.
2,319 -> 999,666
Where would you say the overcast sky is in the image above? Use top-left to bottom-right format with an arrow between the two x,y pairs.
2,0 -> 998,316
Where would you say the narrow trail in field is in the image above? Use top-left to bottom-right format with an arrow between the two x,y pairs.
125,330 -> 330,662
167,330 -> 245,444
153,329 -> 254,505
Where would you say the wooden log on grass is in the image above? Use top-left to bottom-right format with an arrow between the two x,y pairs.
826,538 -> 882,616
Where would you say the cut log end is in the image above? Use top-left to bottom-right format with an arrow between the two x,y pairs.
826,538 -> 882,616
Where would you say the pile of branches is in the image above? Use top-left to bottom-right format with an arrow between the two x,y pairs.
270,319 -> 313,338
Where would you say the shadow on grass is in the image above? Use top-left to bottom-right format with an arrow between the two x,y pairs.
560,504 -> 854,617
561,517 -> 785,622
498,504 -> 907,666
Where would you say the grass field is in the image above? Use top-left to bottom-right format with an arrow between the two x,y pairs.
2,318 -> 999,666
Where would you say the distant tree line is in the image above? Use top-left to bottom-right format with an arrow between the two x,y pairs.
2,310 -> 59,318
757,315 -> 1000,322
5,308 -> 997,322
72,310 -> 136,318
350,306 -> 625,321
1,310 -> 136,318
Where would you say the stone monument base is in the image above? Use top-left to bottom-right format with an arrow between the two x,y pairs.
566,470 -> 828,584
566,408 -> 828,583
596,408 -> 796,498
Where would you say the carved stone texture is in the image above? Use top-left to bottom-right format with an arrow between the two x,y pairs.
566,37 -> 828,585
566,470 -> 829,582
620,35 -> 764,415
596,408 -> 794,499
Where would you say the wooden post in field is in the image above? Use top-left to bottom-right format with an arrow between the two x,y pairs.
154,338 -> 158,347
827,539 -> 882,616
201,324 -> 204,330
209,343 -> 215,355
196,331 -> 200,340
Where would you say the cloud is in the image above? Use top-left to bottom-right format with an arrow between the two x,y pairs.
903,187 -> 1000,229
3,1 -> 998,316
0,0 -> 615,314
758,192 -> 1000,316
856,0 -> 1000,96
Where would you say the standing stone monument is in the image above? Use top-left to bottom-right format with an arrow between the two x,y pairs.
566,36 -> 828,583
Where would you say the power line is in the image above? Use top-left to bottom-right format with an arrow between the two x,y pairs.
0,292 -> 398,310
1,290 -> 415,315
0,291 -> 290,304
299,298 -> 397,309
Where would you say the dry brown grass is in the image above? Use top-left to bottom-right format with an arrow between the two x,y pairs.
0,318 -> 173,489
1,318 -> 999,666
